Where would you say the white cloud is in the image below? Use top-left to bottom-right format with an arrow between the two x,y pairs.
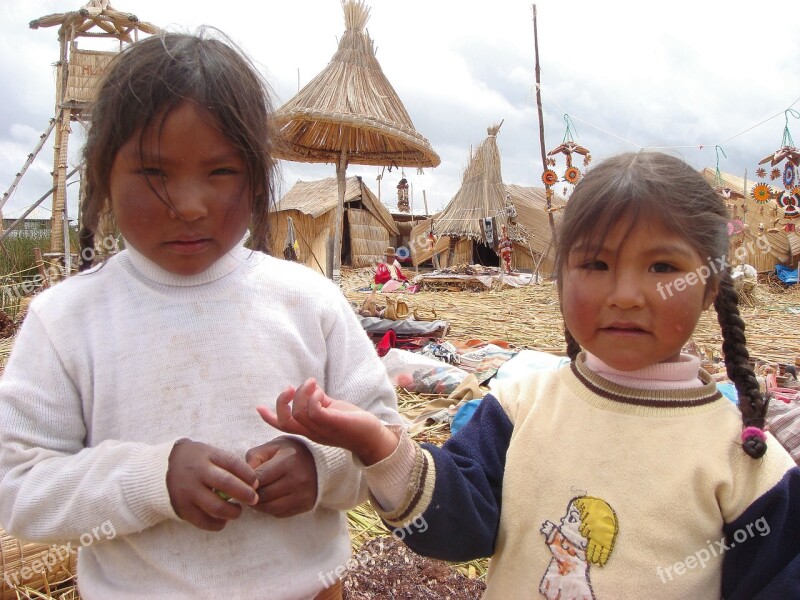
1,0 -> 798,222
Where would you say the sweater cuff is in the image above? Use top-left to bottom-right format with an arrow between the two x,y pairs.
283,435 -> 365,511
362,425 -> 414,511
121,441 -> 180,528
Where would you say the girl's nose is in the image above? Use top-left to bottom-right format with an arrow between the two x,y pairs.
167,178 -> 210,222
608,272 -> 646,309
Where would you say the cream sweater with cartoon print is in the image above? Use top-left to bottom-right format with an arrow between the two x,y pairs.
365,353 -> 800,600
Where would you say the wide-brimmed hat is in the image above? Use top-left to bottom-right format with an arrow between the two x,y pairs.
384,247 -> 396,258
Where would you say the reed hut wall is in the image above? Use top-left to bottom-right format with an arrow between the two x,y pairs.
65,49 -> 116,103
408,217 -> 450,266
271,176 -> 397,271
347,208 -> 390,267
701,168 -> 797,271
269,209 -> 333,273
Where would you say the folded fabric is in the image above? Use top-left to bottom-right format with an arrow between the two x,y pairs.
358,315 -> 449,336
766,395 -> 800,465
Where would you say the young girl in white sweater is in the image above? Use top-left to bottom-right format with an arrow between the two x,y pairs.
260,152 -> 800,599
0,30 -> 398,600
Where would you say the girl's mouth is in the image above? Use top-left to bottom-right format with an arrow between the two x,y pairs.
166,238 -> 211,254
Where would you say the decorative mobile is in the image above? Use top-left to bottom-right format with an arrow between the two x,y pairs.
396,175 -> 410,212
713,147 -> 747,240
754,108 -> 800,222
544,115 -> 591,193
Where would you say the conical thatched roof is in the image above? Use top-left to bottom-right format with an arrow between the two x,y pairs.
271,0 -> 439,168
433,122 -> 520,243
276,175 -> 398,235
30,1 -> 159,40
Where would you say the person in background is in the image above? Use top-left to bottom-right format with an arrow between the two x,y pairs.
374,246 -> 408,292
259,152 -> 800,599
0,30 -> 399,600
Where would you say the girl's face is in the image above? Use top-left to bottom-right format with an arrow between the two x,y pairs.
560,217 -> 716,371
109,101 -> 251,276
560,503 -> 587,549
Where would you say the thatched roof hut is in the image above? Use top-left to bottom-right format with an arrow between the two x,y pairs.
270,176 -> 398,274
271,0 -> 438,279
701,168 -> 799,272
408,123 -> 565,276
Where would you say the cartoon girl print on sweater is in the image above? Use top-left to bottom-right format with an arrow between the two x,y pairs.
539,496 -> 618,600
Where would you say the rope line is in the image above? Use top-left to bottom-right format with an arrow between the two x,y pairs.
533,84 -> 800,153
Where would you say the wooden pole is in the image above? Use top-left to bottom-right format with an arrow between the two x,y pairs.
333,139 -> 349,284
0,166 -> 79,243
532,4 -> 558,248
0,119 -> 56,214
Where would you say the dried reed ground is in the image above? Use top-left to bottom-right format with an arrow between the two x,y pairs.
2,270 -> 800,598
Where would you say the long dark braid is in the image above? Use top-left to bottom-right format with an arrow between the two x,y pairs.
564,327 -> 582,362
714,269 -> 768,458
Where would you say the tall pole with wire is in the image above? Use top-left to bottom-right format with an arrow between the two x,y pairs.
532,4 -> 558,247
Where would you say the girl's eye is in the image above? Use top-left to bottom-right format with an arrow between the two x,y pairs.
650,262 -> 677,273
141,167 -> 165,177
579,260 -> 607,271
211,167 -> 238,176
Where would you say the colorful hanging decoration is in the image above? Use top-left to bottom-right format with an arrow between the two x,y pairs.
783,163 -> 796,189
544,115 -> 591,195
751,183 -> 772,204
498,225 -> 513,274
564,167 -> 581,184
396,176 -> 410,212
712,146 -> 730,200
542,169 -> 559,186
777,188 -> 800,219
754,108 -> 800,222
727,219 -> 746,236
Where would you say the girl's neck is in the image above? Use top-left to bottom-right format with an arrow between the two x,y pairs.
124,234 -> 250,287
584,352 -> 703,390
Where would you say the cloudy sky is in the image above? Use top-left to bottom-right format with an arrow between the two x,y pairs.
2,0 -> 799,222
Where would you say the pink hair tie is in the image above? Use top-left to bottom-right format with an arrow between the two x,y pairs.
741,426 -> 766,442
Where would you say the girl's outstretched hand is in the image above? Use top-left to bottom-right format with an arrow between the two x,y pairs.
257,378 -> 399,466
166,439 -> 259,531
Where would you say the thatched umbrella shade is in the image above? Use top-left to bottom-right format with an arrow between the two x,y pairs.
271,0 -> 439,280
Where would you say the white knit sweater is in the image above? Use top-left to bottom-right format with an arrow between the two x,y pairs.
0,241 -> 399,599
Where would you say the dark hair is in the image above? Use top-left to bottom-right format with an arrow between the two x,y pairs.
80,29 -> 275,270
556,151 -> 767,459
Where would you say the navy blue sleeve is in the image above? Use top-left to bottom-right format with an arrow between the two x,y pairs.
721,467 -> 800,599
401,394 -> 513,562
